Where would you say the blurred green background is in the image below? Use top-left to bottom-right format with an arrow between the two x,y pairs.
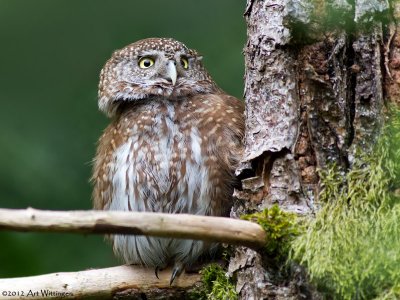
0,1 -> 245,277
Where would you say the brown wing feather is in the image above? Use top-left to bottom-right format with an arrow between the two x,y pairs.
92,122 -> 119,210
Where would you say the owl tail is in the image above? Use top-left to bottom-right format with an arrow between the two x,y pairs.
170,261 -> 185,285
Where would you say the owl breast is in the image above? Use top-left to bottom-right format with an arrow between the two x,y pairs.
92,94 -> 244,268
110,102 -> 214,216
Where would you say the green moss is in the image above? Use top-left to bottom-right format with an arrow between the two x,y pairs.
189,264 -> 237,300
291,107 -> 400,299
242,205 -> 302,261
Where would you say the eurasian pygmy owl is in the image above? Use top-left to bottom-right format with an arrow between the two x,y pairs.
92,38 -> 244,283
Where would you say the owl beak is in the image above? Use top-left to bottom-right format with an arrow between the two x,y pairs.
166,60 -> 177,86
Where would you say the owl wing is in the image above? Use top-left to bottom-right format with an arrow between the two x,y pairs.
191,92 -> 245,172
91,123 -> 117,210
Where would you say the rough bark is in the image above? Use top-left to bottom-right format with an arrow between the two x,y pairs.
230,0 -> 399,299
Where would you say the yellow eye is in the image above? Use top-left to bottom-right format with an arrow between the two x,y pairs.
138,57 -> 155,69
181,57 -> 189,69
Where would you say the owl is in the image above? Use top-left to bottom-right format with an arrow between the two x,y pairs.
92,38 -> 244,284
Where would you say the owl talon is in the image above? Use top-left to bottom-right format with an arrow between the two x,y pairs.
170,262 -> 184,285
155,266 -> 161,279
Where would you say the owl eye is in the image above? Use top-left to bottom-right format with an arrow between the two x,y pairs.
138,57 -> 155,69
180,57 -> 189,69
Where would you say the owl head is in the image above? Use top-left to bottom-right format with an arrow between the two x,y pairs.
98,38 -> 219,117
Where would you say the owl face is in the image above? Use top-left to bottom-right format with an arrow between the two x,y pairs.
98,38 -> 218,117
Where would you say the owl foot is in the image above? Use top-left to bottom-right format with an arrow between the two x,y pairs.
170,261 -> 185,285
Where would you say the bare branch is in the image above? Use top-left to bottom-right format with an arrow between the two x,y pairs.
0,208 -> 266,249
0,265 -> 201,299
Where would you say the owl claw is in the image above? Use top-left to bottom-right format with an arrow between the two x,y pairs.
155,266 -> 160,279
170,262 -> 184,285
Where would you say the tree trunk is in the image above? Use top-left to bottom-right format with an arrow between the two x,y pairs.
229,0 -> 399,299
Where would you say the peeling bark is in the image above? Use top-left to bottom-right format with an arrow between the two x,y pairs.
242,0 -> 299,162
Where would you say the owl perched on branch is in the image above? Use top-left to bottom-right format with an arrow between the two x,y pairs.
92,38 -> 244,284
